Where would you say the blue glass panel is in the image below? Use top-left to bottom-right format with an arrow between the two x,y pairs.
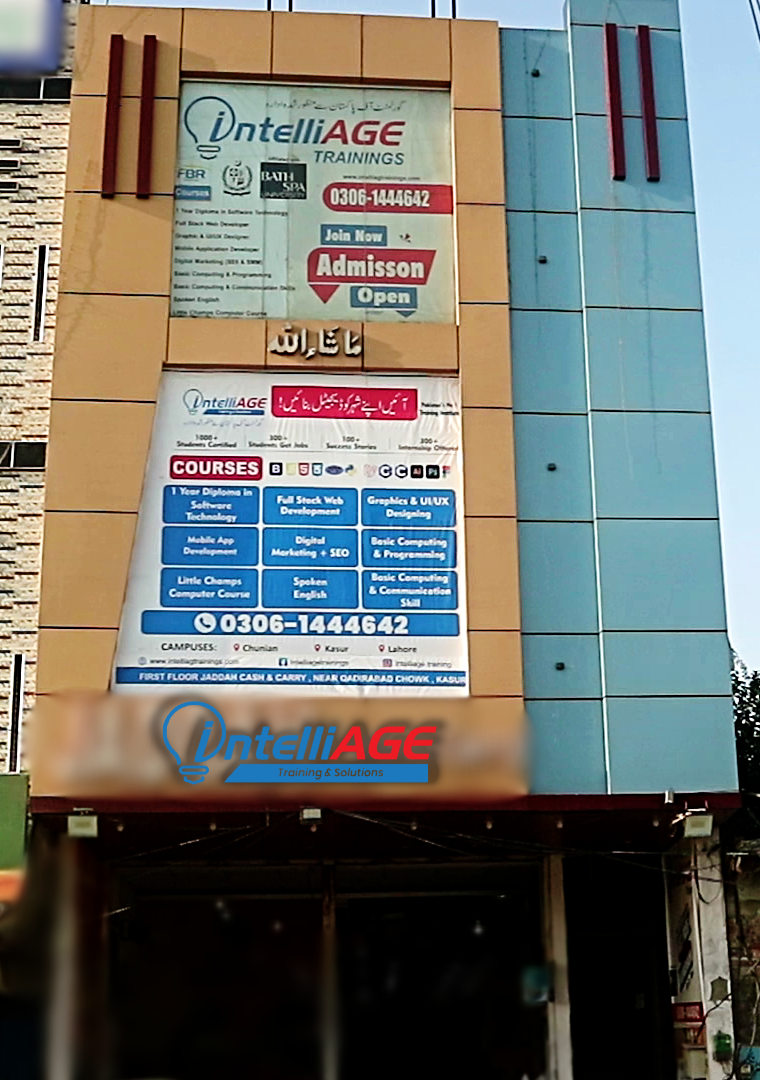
592,412 -> 719,519
529,699 -> 607,794
523,634 -> 602,699
511,311 -> 587,414
604,631 -> 732,696
501,28 -> 572,118
586,309 -> 709,412
607,697 -> 738,794
581,210 -> 701,310
515,414 -> 593,521
570,26 -> 685,118
577,116 -> 694,212
519,522 -> 599,633
505,118 -> 576,212
508,212 -> 582,310
598,520 -> 726,630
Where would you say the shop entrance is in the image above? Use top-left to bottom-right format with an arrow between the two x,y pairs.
339,892 -> 546,1080
564,854 -> 676,1080
112,859 -> 547,1080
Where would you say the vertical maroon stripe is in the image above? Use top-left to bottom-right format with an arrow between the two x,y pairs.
101,34 -> 124,198
637,25 -> 661,182
137,35 -> 157,199
604,23 -> 626,181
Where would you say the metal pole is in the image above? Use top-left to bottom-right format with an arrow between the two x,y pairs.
46,838 -> 76,1080
544,854 -> 573,1080
8,652 -> 25,773
322,863 -> 338,1080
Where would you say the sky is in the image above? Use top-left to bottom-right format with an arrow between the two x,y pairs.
93,0 -> 760,668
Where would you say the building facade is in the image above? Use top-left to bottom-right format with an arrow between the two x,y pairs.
0,2 -> 745,1079
505,3 -> 736,798
0,0 -> 80,774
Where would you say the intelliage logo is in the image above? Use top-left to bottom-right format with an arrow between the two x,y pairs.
161,701 -> 435,785
183,96 -> 406,160
182,388 -> 267,417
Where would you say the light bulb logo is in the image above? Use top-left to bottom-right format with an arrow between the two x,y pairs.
183,96 -> 236,160
183,388 -> 204,415
162,701 -> 227,785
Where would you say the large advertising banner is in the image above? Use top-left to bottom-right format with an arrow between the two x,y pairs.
112,371 -> 469,696
171,83 -> 454,323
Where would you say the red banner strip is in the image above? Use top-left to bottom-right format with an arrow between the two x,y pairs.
272,386 -> 418,421
306,247 -> 436,302
637,25 -> 661,182
322,183 -> 453,215
604,23 -> 626,181
101,34 -> 124,198
137,35 -> 157,199
170,456 -> 262,480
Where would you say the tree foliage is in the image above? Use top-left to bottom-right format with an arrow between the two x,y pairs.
733,652 -> 760,791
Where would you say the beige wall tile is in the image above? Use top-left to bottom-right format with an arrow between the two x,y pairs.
53,295 -> 168,402
265,321 -> 363,370
67,96 -> 178,196
465,517 -> 520,630
463,408 -> 516,517
46,402 -> 155,513
451,19 -> 502,110
182,10 -> 272,75
273,13 -> 361,78
39,512 -> 137,629
456,204 -> 509,304
363,322 -> 457,372
167,317 -> 267,367
73,6 -> 182,98
459,304 -> 512,408
362,16 -> 450,83
468,630 -> 523,697
464,696 -> 528,795
37,629 -> 118,694
454,109 -> 505,205
59,194 -> 173,296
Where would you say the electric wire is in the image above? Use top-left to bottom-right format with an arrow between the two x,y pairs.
86,805 -> 749,896
749,0 -> 760,49
333,808 -> 733,885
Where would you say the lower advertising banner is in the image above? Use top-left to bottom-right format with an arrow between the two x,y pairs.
112,371 -> 469,696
